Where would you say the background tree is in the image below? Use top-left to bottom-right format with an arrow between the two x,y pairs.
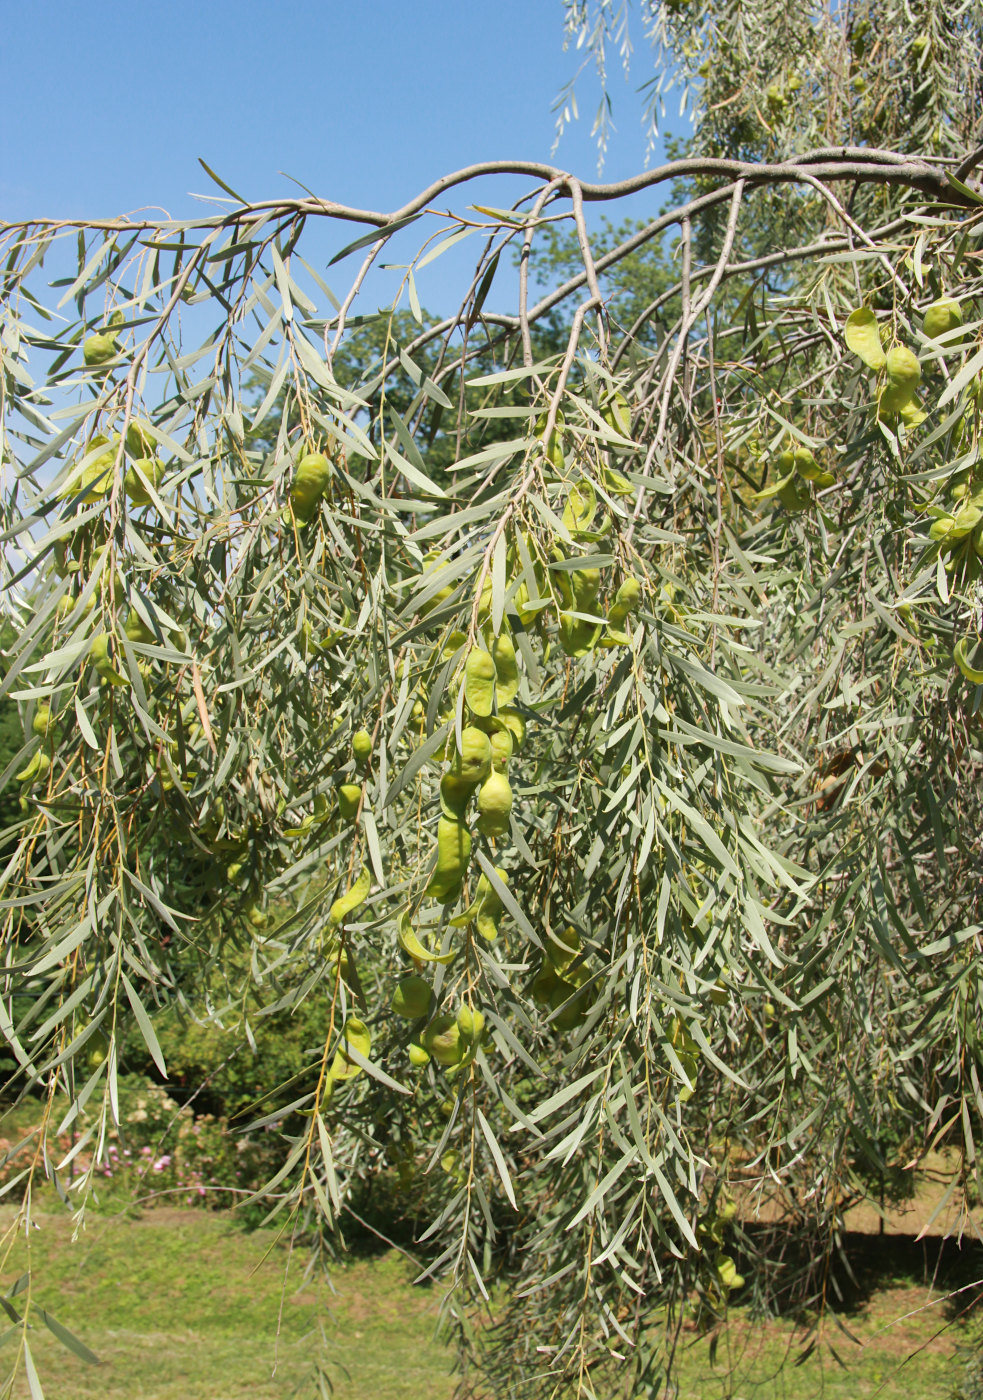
1,3 -> 982,1398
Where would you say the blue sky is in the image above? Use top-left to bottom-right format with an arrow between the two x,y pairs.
1,2 -> 686,319
1,0 -> 675,219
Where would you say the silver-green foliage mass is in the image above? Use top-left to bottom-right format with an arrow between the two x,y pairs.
1,4 -> 983,1395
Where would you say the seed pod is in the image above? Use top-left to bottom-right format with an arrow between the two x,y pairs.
61,436 -> 116,500
951,503 -> 983,540
125,421 -> 155,457
422,1015 -> 465,1067
715,1255 -> 744,1291
498,707 -> 526,751
571,567 -> 600,611
602,391 -> 631,437
330,1017 -> 371,1081
439,771 -> 477,819
923,296 -> 963,341
531,962 -> 559,1004
336,783 -> 362,821
546,925 -> 581,973
328,866 -> 371,926
289,452 -> 332,524
558,612 -> 599,656
885,345 -> 921,396
124,456 -> 165,506
475,866 -> 508,941
777,478 -> 811,513
83,332 -> 117,367
562,481 -> 597,536
456,1005 -> 484,1041
15,751 -> 50,785
534,410 -> 565,470
244,902 -> 268,929
89,633 -> 129,686
439,772 -> 477,818
549,976 -> 594,1031
489,632 -> 519,706
602,466 -> 634,495
843,307 -> 886,369
32,705 -> 53,739
124,611 -> 155,645
928,514 -> 956,542
954,637 -> 983,684
476,771 -> 512,837
408,1042 -> 431,1068
448,727 -> 492,784
487,724 -> 513,772
392,976 -> 433,1019
425,816 -> 472,901
792,447 -> 824,482
464,648 -> 496,717
607,576 -> 642,630
352,729 -> 373,765
397,909 -> 458,964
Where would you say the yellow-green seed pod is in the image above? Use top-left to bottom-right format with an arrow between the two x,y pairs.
124,456 -> 165,506
475,866 -> 508,941
777,478 -> 811,513
408,1042 -> 431,1067
125,420 -> 155,457
923,296 -> 963,341
448,727 -> 492,785
124,611 -> 155,646
843,307 -> 886,369
476,771 -> 512,837
546,925 -> 581,973
602,391 -> 631,437
336,783 -> 362,821
331,1017 -> 371,1080
562,481 -> 597,535
422,1015 -> 465,1067
61,437 -> 116,501
716,1255 -> 744,1291
498,707 -> 526,751
328,866 -> 371,926
885,345 -> 921,396
489,632 -> 519,706
15,750 -> 50,785
392,976 -> 433,1019
571,567 -> 600,610
532,962 -> 559,1004
439,771 -> 477,818
83,332 -> 117,367
792,447 -> 824,482
352,729 -> 373,765
397,909 -> 459,965
456,1005 -> 485,1041
464,648 -> 496,717
558,612 -> 599,656
89,632 -> 129,686
436,816 -> 471,874
32,704 -> 53,738
487,724 -> 513,772
289,452 -> 332,523
534,410 -> 565,470
607,576 -> 642,629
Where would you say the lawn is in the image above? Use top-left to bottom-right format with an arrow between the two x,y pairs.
0,1202 -> 976,1398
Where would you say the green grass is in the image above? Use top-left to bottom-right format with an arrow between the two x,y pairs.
0,1206 -> 455,1399
0,1203 -> 974,1399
